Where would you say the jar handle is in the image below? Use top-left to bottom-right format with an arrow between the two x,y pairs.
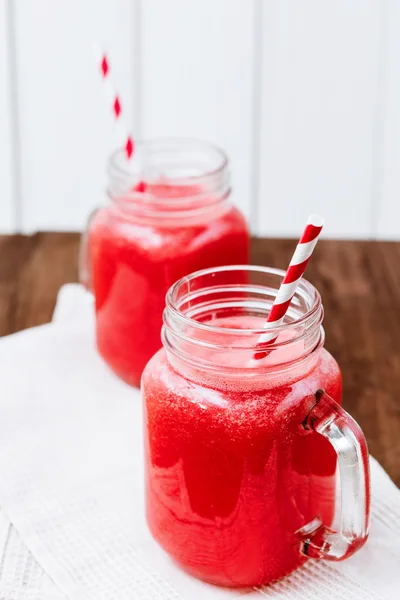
297,389 -> 370,560
78,208 -> 99,291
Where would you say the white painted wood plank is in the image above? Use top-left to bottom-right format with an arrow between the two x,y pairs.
376,0 -> 400,240
141,0 -> 256,222
15,0 -> 137,232
258,0 -> 383,239
0,1 -> 15,232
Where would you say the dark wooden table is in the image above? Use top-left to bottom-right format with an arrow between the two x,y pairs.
1,233 -> 399,485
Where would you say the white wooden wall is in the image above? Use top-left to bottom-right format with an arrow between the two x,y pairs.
0,0 -> 399,239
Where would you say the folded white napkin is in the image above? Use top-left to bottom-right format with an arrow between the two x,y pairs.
52,283 -> 94,325
0,284 -> 398,600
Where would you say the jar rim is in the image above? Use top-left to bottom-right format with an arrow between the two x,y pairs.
108,137 -> 229,192
165,264 -> 322,337
107,138 -> 231,221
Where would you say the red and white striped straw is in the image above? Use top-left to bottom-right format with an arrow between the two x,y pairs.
94,45 -> 134,160
255,214 -> 324,358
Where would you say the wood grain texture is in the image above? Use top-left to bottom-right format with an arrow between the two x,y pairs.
0,234 -> 399,485
0,233 -> 79,333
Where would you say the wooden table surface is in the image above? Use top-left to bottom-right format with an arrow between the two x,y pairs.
1,233 -> 399,485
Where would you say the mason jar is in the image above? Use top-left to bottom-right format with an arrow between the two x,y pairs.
80,139 -> 249,386
142,265 -> 370,587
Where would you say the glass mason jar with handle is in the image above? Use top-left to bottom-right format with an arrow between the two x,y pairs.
80,139 -> 249,387
142,265 -> 370,587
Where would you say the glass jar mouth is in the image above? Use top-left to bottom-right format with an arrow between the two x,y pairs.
165,264 -> 322,340
163,265 -> 324,378
162,265 -> 324,383
109,137 -> 228,188
107,137 -> 230,214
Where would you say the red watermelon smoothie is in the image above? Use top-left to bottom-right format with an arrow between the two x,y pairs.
142,266 -> 369,587
83,140 -> 249,387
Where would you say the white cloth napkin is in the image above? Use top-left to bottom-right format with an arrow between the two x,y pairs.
0,284 -> 398,600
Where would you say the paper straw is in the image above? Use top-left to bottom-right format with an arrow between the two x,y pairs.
254,214 -> 324,359
93,45 -> 134,160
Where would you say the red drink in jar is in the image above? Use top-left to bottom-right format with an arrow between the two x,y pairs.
142,266 -> 370,587
81,140 -> 249,386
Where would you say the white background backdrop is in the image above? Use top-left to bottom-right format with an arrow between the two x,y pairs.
1,0 -> 399,239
